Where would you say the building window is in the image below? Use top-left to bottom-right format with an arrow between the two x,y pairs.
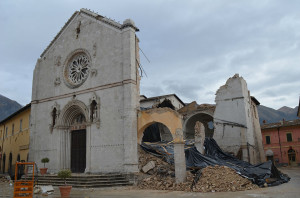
5,127 -> 8,137
286,133 -> 293,142
12,124 -> 14,136
20,119 -> 22,132
266,136 -> 271,144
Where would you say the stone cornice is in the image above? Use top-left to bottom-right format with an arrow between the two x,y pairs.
31,79 -> 136,104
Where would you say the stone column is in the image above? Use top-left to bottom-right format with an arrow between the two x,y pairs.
85,125 -> 91,173
174,129 -> 186,183
194,121 -> 205,154
122,22 -> 139,173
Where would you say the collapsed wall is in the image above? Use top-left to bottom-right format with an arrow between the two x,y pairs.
213,74 -> 265,164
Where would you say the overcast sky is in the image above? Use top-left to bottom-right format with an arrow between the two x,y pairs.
0,0 -> 299,109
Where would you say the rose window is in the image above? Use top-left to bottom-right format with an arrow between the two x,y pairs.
64,53 -> 91,88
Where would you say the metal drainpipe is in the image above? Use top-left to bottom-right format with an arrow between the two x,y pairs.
277,127 -> 283,163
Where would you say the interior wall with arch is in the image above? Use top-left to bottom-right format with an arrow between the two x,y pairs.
142,122 -> 173,142
183,113 -> 214,139
137,108 -> 183,144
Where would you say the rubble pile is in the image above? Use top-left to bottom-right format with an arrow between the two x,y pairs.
138,172 -> 194,191
138,145 -> 193,191
138,147 -> 259,192
192,165 -> 258,192
138,145 -> 174,176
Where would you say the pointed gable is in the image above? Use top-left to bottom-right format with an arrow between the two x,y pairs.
40,8 -> 139,58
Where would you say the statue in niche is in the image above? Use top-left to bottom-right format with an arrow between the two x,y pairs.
90,100 -> 98,122
52,108 -> 57,126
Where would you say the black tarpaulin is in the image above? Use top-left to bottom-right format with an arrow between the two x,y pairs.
140,138 -> 290,187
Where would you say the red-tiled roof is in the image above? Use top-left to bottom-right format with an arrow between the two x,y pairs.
261,119 -> 300,129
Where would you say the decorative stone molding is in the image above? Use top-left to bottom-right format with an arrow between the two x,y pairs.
63,49 -> 92,89
91,69 -> 97,77
76,21 -> 81,39
93,43 -> 97,58
54,77 -> 61,86
54,55 -> 61,66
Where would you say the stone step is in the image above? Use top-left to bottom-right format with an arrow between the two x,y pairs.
35,179 -> 129,185
35,177 -> 127,182
36,182 -> 131,188
21,174 -> 133,188
24,174 -> 126,178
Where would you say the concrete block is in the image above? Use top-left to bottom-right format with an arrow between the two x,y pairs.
142,161 -> 155,173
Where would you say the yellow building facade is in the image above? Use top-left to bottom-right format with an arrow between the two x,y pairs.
0,104 -> 31,174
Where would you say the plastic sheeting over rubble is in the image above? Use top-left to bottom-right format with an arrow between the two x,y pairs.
140,138 -> 290,187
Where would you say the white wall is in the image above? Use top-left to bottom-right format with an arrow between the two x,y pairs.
30,10 -> 140,173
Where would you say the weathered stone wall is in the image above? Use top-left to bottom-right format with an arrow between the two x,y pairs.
213,74 -> 263,163
30,9 -> 140,173
250,100 -> 266,163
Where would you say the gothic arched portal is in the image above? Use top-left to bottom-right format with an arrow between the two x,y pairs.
57,100 -> 89,173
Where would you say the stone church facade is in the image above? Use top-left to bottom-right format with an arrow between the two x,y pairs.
29,9 -> 140,173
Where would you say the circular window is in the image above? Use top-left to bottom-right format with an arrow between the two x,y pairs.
64,53 -> 91,88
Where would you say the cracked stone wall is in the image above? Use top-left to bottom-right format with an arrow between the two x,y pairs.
213,74 -> 264,164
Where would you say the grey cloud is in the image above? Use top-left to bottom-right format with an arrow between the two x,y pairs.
1,0 -> 300,109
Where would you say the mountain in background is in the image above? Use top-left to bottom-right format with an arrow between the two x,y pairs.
257,105 -> 299,125
0,94 -> 22,121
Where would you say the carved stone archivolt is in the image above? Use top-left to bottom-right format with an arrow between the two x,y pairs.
57,99 -> 89,128
63,49 -> 92,88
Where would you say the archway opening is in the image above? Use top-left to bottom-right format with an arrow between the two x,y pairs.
184,113 -> 214,139
142,122 -> 173,143
288,148 -> 296,166
265,149 -> 274,162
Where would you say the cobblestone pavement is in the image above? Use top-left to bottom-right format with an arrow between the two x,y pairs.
0,167 -> 299,198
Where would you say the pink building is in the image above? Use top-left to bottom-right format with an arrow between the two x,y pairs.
261,119 -> 300,166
